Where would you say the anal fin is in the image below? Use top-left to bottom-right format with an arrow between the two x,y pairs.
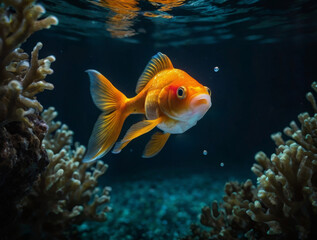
142,132 -> 170,158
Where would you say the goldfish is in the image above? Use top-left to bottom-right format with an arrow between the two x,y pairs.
83,52 -> 211,162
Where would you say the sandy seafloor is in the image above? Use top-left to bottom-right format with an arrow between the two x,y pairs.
75,172 -> 245,240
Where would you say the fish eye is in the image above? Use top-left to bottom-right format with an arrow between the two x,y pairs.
205,86 -> 211,96
177,86 -> 186,99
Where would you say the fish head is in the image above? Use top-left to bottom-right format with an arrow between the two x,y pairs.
158,69 -> 212,122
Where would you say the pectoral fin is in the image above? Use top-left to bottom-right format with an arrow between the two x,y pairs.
142,132 -> 170,158
112,118 -> 163,154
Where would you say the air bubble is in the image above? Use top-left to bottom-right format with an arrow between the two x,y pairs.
214,66 -> 219,72
203,150 -> 208,156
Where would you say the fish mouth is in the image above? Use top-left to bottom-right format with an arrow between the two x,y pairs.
195,98 -> 208,106
190,94 -> 212,117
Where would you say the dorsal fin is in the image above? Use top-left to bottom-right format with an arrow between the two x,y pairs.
135,52 -> 173,94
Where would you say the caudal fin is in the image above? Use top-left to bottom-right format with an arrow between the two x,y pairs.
83,70 -> 128,163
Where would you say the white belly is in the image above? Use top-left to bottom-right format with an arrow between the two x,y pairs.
157,118 -> 197,134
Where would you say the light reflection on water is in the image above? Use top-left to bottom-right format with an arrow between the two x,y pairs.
40,0 -> 317,46
89,0 -> 186,38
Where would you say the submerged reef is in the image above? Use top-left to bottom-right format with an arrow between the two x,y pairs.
183,83 -> 317,240
0,0 -> 57,234
0,1 -> 110,239
18,107 -> 111,239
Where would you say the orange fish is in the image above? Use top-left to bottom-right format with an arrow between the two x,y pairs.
83,52 -> 211,162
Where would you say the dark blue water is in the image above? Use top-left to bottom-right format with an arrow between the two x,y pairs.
22,0 -> 317,238
28,34 -> 316,182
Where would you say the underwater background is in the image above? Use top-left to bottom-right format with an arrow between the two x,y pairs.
30,0 -> 317,179
2,0 -> 317,239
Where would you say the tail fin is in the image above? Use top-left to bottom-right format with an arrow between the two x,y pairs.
83,70 -> 128,163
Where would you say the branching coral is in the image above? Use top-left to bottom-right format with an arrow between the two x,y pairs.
248,86 -> 317,239
183,82 -> 317,240
0,0 -> 58,125
183,180 -> 271,240
19,107 -> 111,239
0,0 -> 57,236
0,1 -> 111,239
